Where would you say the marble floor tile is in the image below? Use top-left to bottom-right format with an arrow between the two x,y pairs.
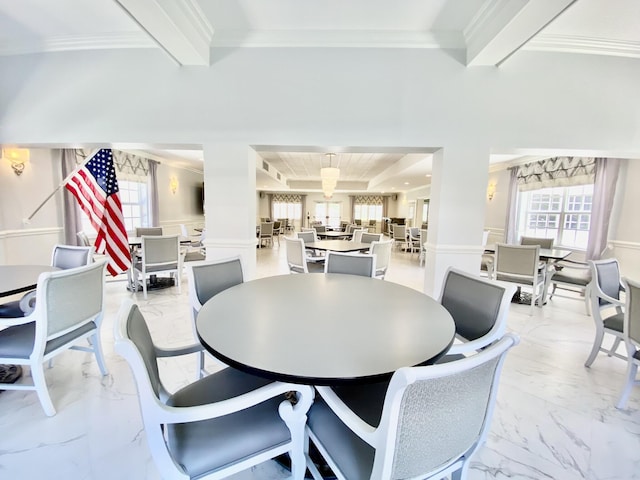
0,243 -> 638,479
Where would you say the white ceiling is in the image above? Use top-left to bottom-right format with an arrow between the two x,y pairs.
1,0 -> 638,193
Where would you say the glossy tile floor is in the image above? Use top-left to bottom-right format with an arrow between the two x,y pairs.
1,243 -> 639,479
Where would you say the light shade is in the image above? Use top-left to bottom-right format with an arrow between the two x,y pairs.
2,148 -> 30,176
321,154 -> 340,198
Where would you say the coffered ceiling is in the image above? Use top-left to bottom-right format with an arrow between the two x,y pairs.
2,0 -> 638,193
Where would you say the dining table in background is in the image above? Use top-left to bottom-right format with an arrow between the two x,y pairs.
304,240 -> 371,254
197,273 -> 455,386
315,231 -> 353,240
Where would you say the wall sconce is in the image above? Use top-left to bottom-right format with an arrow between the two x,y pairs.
2,148 -> 30,176
487,183 -> 496,201
169,176 -> 179,195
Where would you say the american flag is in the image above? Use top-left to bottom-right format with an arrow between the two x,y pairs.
65,149 -> 130,276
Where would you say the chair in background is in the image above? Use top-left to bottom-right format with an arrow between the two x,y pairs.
285,237 -> 324,274
545,257 -> 591,314
324,251 -> 376,278
352,229 -> 366,243
437,267 -> 516,361
114,300 -> 314,480
480,230 -> 493,278
408,227 -> 421,256
305,334 -> 519,480
187,256 -> 245,378
354,219 -> 362,226
296,230 -> 324,263
360,232 -> 382,244
585,258 -> 626,367
617,277 -> 640,409
0,244 -> 95,318
313,224 -> 327,234
339,221 -> 349,232
493,243 -> 545,315
392,224 -> 407,251
135,227 -> 163,236
419,228 -> 428,267
133,235 -> 182,299
0,261 -> 108,416
369,239 -> 393,280
258,222 -> 274,248
368,219 -> 377,232
520,236 -> 554,248
272,220 -> 282,245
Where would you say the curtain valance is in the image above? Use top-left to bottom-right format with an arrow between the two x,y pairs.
353,195 -> 383,205
516,157 -> 596,191
273,194 -> 302,203
77,149 -> 151,180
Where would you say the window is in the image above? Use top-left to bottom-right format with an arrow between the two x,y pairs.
273,201 -> 302,221
315,202 -> 341,227
80,179 -> 149,235
516,184 -> 593,249
354,204 -> 383,223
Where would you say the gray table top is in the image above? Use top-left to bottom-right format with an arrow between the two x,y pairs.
484,245 -> 572,261
0,265 -> 60,297
305,240 -> 371,253
197,274 -> 455,385
316,231 -> 353,239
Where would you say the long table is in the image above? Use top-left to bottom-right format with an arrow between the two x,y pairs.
304,240 -> 371,253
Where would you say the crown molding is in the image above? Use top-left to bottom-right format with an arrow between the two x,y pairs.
0,32 -> 156,56
212,30 -> 463,49
524,34 -> 640,59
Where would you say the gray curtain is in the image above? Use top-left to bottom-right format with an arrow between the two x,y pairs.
586,158 -> 621,260
301,195 -> 307,228
148,160 -> 160,227
61,149 -> 82,245
504,167 -> 519,244
350,196 -> 355,222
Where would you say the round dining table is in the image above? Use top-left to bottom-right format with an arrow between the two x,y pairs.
197,273 -> 455,386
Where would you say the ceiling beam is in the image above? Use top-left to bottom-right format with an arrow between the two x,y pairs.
465,0 -> 578,66
114,0 -> 213,66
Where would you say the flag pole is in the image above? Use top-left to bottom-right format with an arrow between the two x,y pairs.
24,148 -> 101,223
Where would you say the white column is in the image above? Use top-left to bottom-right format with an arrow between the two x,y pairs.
423,146 -> 490,297
202,143 -> 258,278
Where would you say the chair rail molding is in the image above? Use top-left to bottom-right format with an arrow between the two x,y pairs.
0,227 -> 63,239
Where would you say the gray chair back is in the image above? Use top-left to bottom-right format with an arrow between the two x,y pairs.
313,225 -> 326,233
77,231 -> 91,247
494,243 -> 540,278
296,231 -> 316,244
370,239 -> 392,278
135,227 -> 163,236
285,237 -> 308,273
41,261 -> 105,339
142,235 -> 180,266
520,236 -> 554,248
590,258 -> 622,306
439,268 -> 509,342
51,244 -> 94,269
123,303 -> 163,397
190,258 -> 243,309
361,232 -> 382,244
624,277 -> 640,347
324,252 -> 375,277
392,225 -> 406,241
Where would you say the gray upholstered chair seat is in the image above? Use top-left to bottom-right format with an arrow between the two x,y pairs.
166,368 -> 290,478
0,321 -> 96,358
551,268 -> 591,286
134,261 -> 179,273
495,273 -> 534,286
183,251 -> 206,263
307,395 -> 375,480
0,300 -> 24,318
603,312 -> 624,332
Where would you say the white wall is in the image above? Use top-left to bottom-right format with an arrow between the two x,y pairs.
1,46 -> 639,273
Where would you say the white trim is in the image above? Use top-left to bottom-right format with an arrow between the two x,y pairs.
525,35 -> 640,59
424,242 -> 484,256
0,32 -> 156,57
610,240 -> 640,252
0,227 -> 62,239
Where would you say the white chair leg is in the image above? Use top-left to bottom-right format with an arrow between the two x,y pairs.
32,364 -> 56,416
91,332 -> 109,376
585,328 -> 605,367
609,337 -> 622,357
616,361 -> 638,409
